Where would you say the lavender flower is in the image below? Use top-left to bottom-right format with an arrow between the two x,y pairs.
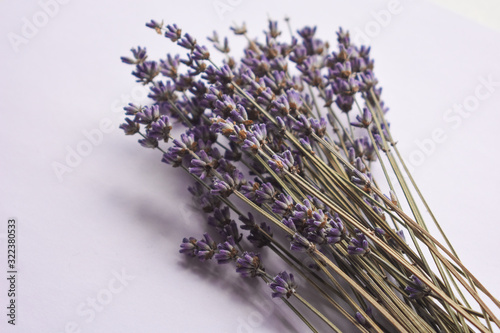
255,182 -> 276,204
119,118 -> 139,135
236,252 -> 264,278
405,275 -> 430,300
291,233 -> 315,253
272,193 -> 294,217
351,108 -> 372,128
269,271 -> 297,299
214,237 -> 239,264
179,237 -> 198,257
195,233 -> 217,261
179,233 -> 216,261
164,24 -> 182,42
189,150 -> 217,180
132,61 -> 159,84
121,46 -> 147,65
138,136 -> 158,149
148,115 -> 172,142
347,229 -> 370,256
145,20 -> 163,34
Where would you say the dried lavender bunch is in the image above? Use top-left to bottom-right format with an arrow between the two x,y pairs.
119,19 -> 500,332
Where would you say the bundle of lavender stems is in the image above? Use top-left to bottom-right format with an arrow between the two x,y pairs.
119,19 -> 499,332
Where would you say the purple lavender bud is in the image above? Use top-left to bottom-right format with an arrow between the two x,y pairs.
246,222 -> 273,248
145,20 -> 163,34
215,65 -> 234,84
134,105 -> 160,126
210,117 -> 235,137
335,94 -> 354,113
310,117 -> 327,137
222,220 -> 243,244
330,61 -> 352,79
360,70 -> 378,91
266,20 -> 281,38
123,103 -> 142,115
351,169 -> 370,186
269,271 -> 297,299
236,211 -> 254,227
240,179 -> 261,201
405,275 -> 430,300
272,193 -> 294,217
282,218 -> 297,232
292,115 -> 313,136
189,150 -> 216,180
148,81 -> 177,102
148,115 -> 172,142
293,199 -> 313,221
299,137 -> 314,153
214,94 -> 236,117
297,26 -> 316,40
119,118 -> 140,135
241,136 -> 261,154
177,33 -> 197,51
396,229 -> 406,243
291,233 -> 315,253
193,45 -> 210,61
351,108 -> 372,128
286,89 -> 303,113
338,77 -> 360,95
187,57 -> 207,75
373,134 -> 384,151
215,238 -> 239,264
271,95 -> 290,116
132,61 -> 160,84
121,46 -> 148,65
322,88 -> 334,107
165,24 -> 182,42
211,178 -> 233,198
207,206 -> 231,228
268,151 -> 295,175
159,54 -> 180,79
375,228 -> 386,236
196,233 -> 217,261
336,27 -> 350,47
179,237 -> 198,256
347,229 -> 370,256
252,124 -> 267,142
161,151 -> 182,167
230,104 -> 251,125
290,45 -> 307,65
236,252 -> 263,278
256,87 -> 275,107
255,182 -> 276,204
138,136 -> 158,149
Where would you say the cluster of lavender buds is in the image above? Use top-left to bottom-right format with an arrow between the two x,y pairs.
119,19 -> 500,333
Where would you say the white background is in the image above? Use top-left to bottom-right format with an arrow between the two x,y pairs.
1,0 -> 500,332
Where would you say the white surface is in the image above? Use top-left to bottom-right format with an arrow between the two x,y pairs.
1,0 -> 500,332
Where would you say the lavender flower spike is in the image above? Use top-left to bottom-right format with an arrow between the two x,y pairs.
291,233 -> 315,253
269,271 -> 297,299
347,229 -> 370,256
236,252 -> 264,278
145,20 -> 163,34
405,275 -> 431,300
164,24 -> 182,42
119,118 -> 139,135
214,237 -> 239,264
